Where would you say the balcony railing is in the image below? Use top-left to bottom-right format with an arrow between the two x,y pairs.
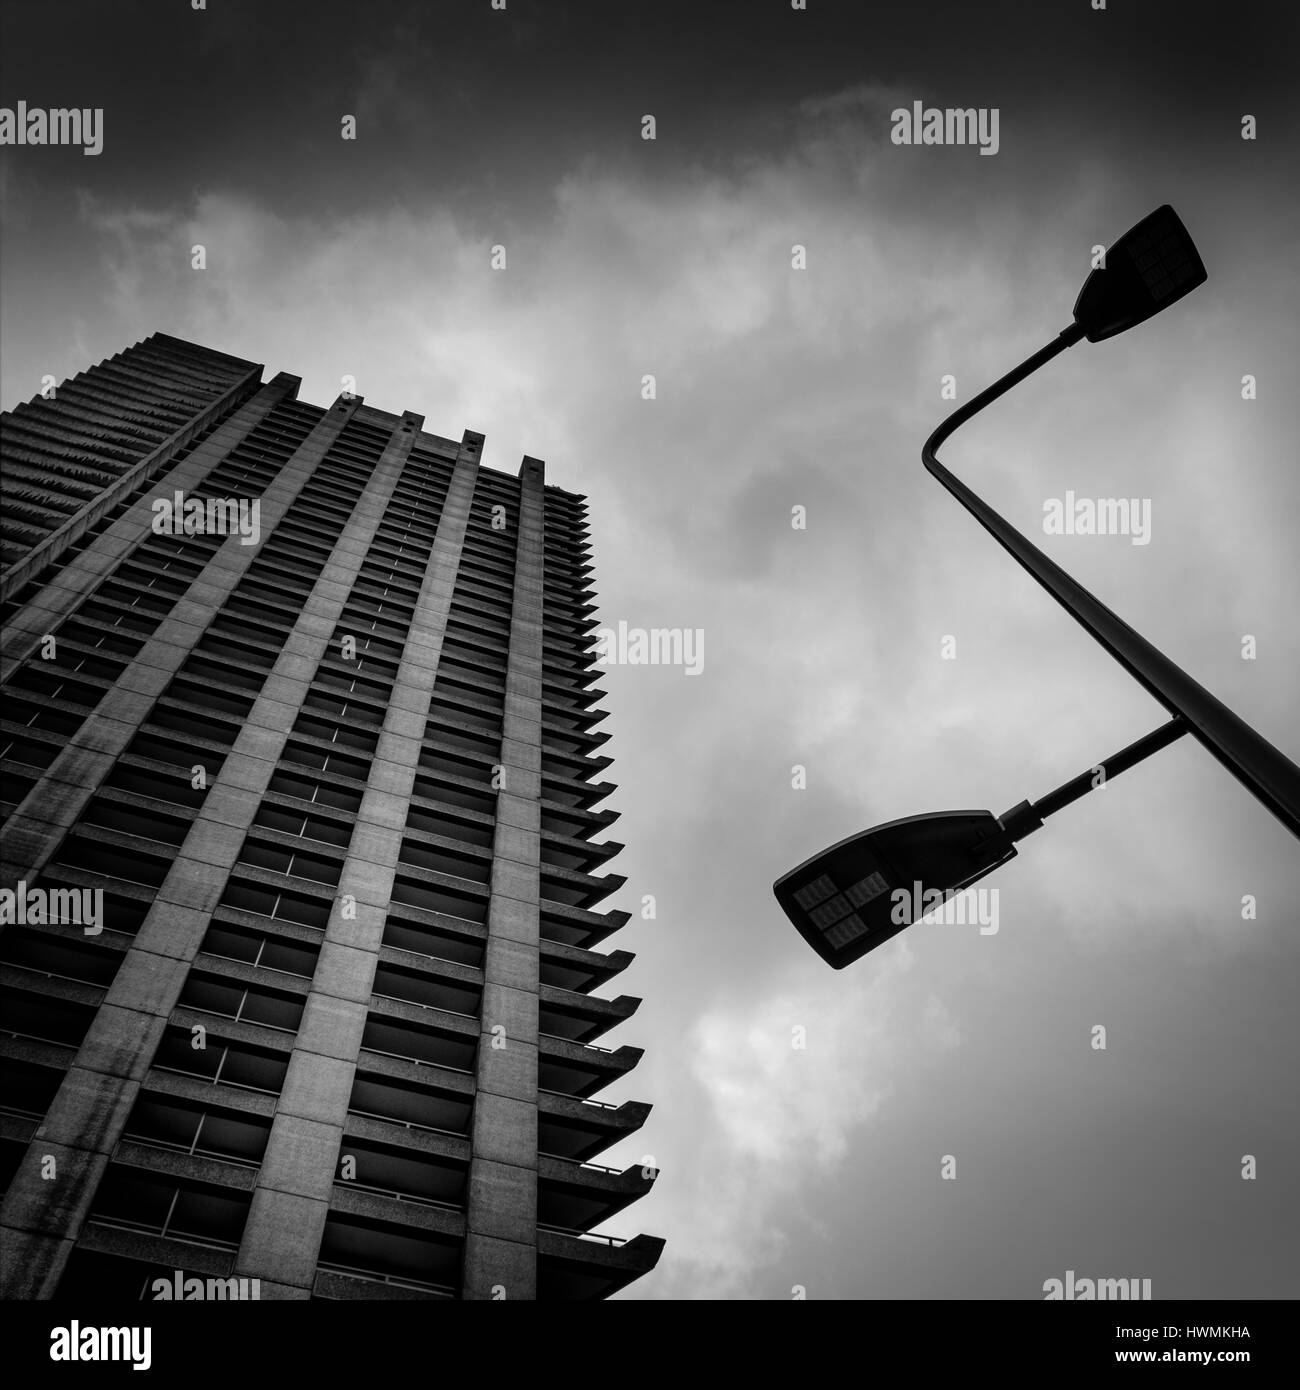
149,1061 -> 282,1098
116,1132 -> 262,1170
539,1088 -> 618,1111
198,947 -> 314,982
84,1215 -> 240,1254
359,1044 -> 473,1076
0,964 -> 112,990
314,1261 -> 456,1297
177,1003 -> 298,1035
538,1223 -> 628,1246
332,1178 -> 463,1212
539,1031 -> 614,1054
345,1106 -> 468,1140
0,1025 -> 86,1050
369,991 -> 478,1022
538,1152 -> 623,1175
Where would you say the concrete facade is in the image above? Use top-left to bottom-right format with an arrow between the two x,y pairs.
0,335 -> 663,1300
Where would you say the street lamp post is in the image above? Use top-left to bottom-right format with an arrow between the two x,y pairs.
775,205 -> 1300,969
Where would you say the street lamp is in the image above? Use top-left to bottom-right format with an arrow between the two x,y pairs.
775,205 -> 1300,967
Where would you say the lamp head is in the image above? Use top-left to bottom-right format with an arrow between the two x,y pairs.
773,810 -> 1017,969
1072,204 -> 1207,343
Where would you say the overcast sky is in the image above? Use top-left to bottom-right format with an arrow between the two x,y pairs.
2,0 -> 1298,1300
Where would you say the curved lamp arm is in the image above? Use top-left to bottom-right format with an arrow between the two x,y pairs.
921,325 -> 1300,841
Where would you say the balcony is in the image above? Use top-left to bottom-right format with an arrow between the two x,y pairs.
312,1267 -> 456,1300
541,724 -> 611,758
537,1229 -> 665,1300
360,1009 -> 478,1075
197,922 -> 321,981
380,912 -> 485,970
110,1137 -> 261,1189
370,958 -> 482,1020
540,802 -> 620,841
85,1164 -> 253,1253
0,1032 -> 78,1080
396,837 -> 491,886
0,1055 -> 66,1123
177,969 -> 308,1035
538,1155 -> 657,1232
542,749 -> 614,788
332,1132 -> 469,1214
329,1180 -> 466,1233
348,1063 -> 474,1137
388,868 -> 488,927
542,773 -> 618,813
538,1035 -> 643,1099
539,863 -> 626,912
120,1090 -> 273,1168
539,940 -> 634,994
156,1014 -> 293,1094
539,832 -> 624,875
537,1092 -> 651,1162
0,928 -> 123,989
539,984 -> 639,1044
541,681 -> 605,716
316,1210 -> 462,1296
0,984 -> 96,1049
136,1066 -> 279,1122
404,799 -> 495,849
541,902 -> 632,951
74,1221 -> 238,1281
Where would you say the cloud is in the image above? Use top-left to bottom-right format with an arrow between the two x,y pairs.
692,961 -> 906,1169
626,943 -> 971,1298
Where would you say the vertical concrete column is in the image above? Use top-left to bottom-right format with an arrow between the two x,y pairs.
1,373 -> 300,679
463,455 -> 547,1300
0,393 -> 361,891
0,399 -> 405,1300
233,432 -> 482,1298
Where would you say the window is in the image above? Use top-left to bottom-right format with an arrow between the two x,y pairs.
266,770 -> 361,812
123,1093 -> 271,1165
151,1025 -> 289,1095
389,876 -> 486,924
381,914 -> 483,968
217,878 -> 331,928
179,971 -> 306,1032
280,741 -> 369,781
348,1069 -> 473,1135
88,1168 -> 252,1248
103,764 -> 208,809
80,799 -> 191,847
147,706 -> 240,747
236,838 -> 343,886
49,835 -> 172,888
252,804 -> 352,847
199,921 -> 319,978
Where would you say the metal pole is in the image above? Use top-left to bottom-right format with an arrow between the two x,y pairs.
923,326 -> 1300,842
999,717 -> 1189,842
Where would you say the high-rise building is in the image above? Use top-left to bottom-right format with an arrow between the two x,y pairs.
0,333 -> 662,1301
